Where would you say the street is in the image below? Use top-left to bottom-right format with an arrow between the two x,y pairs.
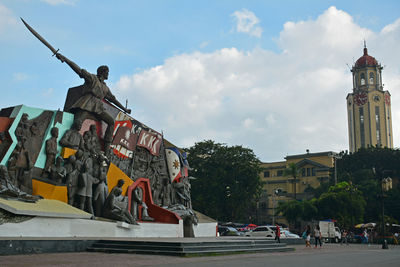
1,243 -> 399,267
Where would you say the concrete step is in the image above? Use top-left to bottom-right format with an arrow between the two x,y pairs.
87,246 -> 294,256
87,239 -> 294,256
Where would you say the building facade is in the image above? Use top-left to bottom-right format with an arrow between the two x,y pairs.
346,45 -> 393,153
255,151 -> 336,225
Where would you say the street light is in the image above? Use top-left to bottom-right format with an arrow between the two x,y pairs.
272,189 -> 280,226
381,175 -> 392,249
329,152 -> 341,185
373,168 -> 393,249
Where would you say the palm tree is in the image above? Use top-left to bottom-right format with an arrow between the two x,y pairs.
284,162 -> 301,200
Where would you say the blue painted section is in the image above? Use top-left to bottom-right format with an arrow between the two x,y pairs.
0,105 -> 74,168
35,112 -> 74,168
1,105 -> 49,165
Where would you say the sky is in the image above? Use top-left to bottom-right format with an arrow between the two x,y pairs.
1,0 -> 400,162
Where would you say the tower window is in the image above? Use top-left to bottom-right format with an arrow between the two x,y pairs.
360,73 -> 365,85
369,73 -> 374,84
375,106 -> 381,146
359,107 -> 365,148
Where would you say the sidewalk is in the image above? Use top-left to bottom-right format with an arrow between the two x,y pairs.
1,243 -> 398,267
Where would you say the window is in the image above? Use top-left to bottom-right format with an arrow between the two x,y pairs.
263,171 -> 270,178
369,72 -> 374,84
312,167 -> 316,176
375,106 -> 381,146
360,73 -> 365,85
302,168 -> 306,177
360,107 -> 365,148
307,168 -> 311,176
277,170 -> 283,177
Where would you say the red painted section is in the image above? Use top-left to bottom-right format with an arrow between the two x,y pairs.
0,117 -> 14,161
0,117 -> 13,132
80,119 -> 104,139
127,178 -> 181,224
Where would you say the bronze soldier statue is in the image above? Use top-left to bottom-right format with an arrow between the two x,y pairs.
55,53 -> 131,151
20,18 -> 131,153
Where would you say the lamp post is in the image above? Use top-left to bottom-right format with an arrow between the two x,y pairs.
381,175 -> 392,249
272,189 -> 278,225
374,168 -> 393,249
330,152 -> 341,185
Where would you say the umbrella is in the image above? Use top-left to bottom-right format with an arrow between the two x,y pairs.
363,223 -> 376,228
355,224 -> 364,228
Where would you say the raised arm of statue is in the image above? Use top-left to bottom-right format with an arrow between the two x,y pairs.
105,93 -> 131,114
56,53 -> 83,77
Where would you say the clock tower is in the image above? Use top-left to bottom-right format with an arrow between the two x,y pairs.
346,44 -> 393,153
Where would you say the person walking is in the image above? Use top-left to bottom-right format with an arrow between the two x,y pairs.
341,229 -> 349,245
314,225 -> 322,248
275,224 -> 281,243
305,225 -> 311,247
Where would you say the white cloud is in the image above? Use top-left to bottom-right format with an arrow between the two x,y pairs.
41,0 -> 77,5
0,4 -> 17,34
116,6 -> 400,161
42,87 -> 54,97
13,73 -> 29,81
231,9 -> 263,38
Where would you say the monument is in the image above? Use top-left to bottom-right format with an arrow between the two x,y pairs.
0,18 -> 216,241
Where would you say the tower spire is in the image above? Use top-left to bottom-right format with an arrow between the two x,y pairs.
363,40 -> 368,55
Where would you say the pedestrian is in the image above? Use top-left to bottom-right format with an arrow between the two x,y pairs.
363,229 -> 368,244
341,230 -> 349,245
314,225 -> 322,248
275,224 -> 281,243
305,225 -> 311,247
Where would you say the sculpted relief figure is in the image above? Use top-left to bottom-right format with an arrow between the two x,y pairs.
0,165 -> 41,202
59,119 -> 84,151
103,179 -> 138,225
55,53 -> 131,151
65,155 -> 80,206
50,156 -> 66,184
76,160 -> 99,215
44,127 -> 59,173
132,186 -> 154,221
93,158 -> 109,217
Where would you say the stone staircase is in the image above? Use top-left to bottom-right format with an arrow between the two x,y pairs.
87,237 -> 294,256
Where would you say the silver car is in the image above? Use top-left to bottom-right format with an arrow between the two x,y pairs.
245,226 -> 276,238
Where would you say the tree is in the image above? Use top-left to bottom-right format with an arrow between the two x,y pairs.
276,199 -> 317,229
284,162 -> 301,200
186,140 -> 262,222
316,182 -> 366,229
336,147 -> 400,224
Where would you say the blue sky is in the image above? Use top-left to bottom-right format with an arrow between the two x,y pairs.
1,0 -> 400,161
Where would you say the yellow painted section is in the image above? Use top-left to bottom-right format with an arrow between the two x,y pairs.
61,147 -> 77,159
107,163 -> 133,196
0,198 -> 91,218
32,179 -> 68,203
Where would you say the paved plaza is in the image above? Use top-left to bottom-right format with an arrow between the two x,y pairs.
1,243 -> 399,267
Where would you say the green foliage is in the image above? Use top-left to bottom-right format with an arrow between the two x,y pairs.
186,140 -> 262,222
276,199 -> 317,224
316,182 -> 366,228
284,162 -> 301,199
337,147 -> 400,224
274,148 -> 400,228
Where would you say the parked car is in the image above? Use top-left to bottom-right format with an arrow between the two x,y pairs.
281,230 -> 300,239
245,226 -> 276,238
218,226 -> 241,236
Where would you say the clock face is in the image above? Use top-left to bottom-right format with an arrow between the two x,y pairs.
354,92 -> 368,106
385,94 -> 391,106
